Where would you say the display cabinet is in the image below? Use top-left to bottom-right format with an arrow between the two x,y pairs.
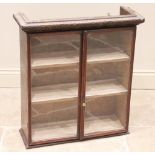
13,6 -> 144,148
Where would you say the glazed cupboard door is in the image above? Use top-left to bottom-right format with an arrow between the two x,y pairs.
83,27 -> 136,137
30,32 -> 81,142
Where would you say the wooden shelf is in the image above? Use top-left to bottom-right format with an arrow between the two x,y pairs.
32,114 -> 124,141
31,50 -> 79,69
32,50 -> 129,70
86,79 -> 127,98
32,83 -> 78,104
31,41 -> 79,69
32,79 -> 127,104
88,51 -> 129,64
32,119 -> 77,141
31,39 -> 129,69
84,114 -> 124,134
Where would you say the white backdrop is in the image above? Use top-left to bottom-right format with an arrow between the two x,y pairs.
0,3 -> 155,88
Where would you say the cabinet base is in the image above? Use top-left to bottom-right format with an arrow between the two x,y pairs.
19,128 -> 29,149
19,128 -> 129,149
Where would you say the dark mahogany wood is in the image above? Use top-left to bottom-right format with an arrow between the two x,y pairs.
14,6 -> 144,149
21,129 -> 128,149
13,6 -> 144,33
77,32 -> 83,139
27,34 -> 32,144
79,31 -> 88,139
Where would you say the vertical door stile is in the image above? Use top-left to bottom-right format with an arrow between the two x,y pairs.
27,33 -> 32,144
78,32 -> 83,139
79,31 -> 88,139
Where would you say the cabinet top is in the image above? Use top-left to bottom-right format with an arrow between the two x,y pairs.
13,6 -> 144,33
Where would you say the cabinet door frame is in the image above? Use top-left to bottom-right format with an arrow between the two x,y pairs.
27,31 -> 83,146
80,26 -> 137,140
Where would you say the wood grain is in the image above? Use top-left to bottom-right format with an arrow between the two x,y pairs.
13,6 -> 144,33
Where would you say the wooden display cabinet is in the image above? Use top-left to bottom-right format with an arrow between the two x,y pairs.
13,6 -> 144,148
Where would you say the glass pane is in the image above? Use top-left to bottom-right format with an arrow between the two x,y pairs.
85,94 -> 128,134
30,33 -> 80,141
84,29 -> 134,135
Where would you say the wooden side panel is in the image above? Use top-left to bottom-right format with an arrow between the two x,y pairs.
125,26 -> 137,130
20,29 -> 29,142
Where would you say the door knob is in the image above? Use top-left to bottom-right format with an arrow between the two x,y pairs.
82,102 -> 86,107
